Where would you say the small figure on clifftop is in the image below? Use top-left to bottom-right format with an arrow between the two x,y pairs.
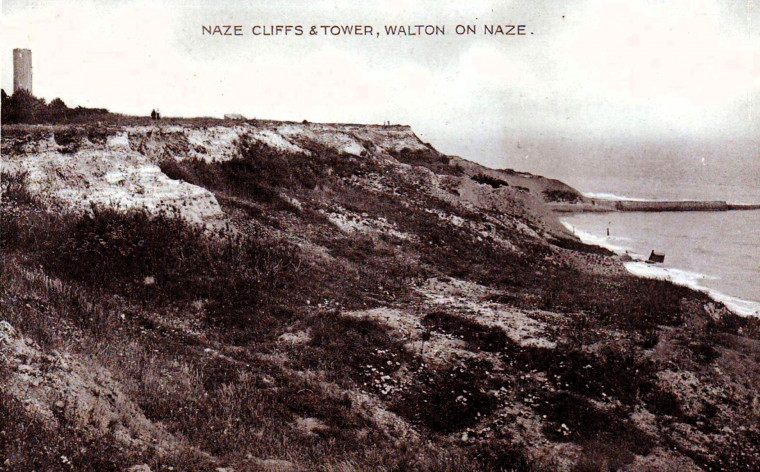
150,109 -> 156,120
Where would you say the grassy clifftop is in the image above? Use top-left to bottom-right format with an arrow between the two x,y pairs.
2,121 -> 760,471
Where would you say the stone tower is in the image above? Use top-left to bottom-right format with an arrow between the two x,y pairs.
13,48 -> 32,94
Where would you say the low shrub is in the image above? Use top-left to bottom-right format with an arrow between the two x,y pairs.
636,328 -> 661,349
711,312 -> 760,341
0,391 -> 132,471
159,134 -> 381,206
136,361 -> 372,461
295,311 -> 411,386
542,189 -> 582,203
392,358 -> 498,433
644,389 -> 682,417
509,343 -> 657,405
534,392 -> 653,469
1,171 -> 35,204
53,127 -> 84,153
2,199 -> 302,343
550,237 -> 614,256
682,339 -> 721,364
422,311 -> 510,352
538,271 -> 692,330
389,148 -> 464,176
472,174 -> 509,189
472,441 -> 533,472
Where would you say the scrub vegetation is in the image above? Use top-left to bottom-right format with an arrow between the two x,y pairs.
2,120 -> 760,471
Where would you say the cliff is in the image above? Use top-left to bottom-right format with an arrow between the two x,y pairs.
2,120 -> 760,472
1,121 -> 573,237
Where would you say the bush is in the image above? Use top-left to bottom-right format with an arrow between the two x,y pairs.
542,189 -> 582,203
1,89 -> 49,123
0,391 -> 132,471
644,389 -> 682,417
535,392 -> 653,470
2,200 -> 302,342
472,174 -> 509,189
1,89 -> 110,124
422,311 -> 510,352
1,171 -> 35,205
550,237 -> 613,256
388,148 -> 463,176
712,311 -> 760,341
159,138 -> 320,207
295,311 -> 411,386
472,441 -> 533,472
392,358 -> 498,433
538,271 -> 692,330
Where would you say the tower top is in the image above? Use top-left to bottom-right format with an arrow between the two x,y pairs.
13,48 -> 33,94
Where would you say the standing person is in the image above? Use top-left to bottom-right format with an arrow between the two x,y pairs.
150,109 -> 156,120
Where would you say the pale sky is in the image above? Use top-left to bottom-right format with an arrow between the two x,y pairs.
2,0 -> 759,189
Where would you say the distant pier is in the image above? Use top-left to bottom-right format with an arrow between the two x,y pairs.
551,199 -> 760,213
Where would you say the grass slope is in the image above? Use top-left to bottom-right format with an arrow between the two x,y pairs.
2,122 -> 760,471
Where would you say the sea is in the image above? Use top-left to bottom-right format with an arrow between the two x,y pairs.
472,135 -> 760,316
560,177 -> 760,317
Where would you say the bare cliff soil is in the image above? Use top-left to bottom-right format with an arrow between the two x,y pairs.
2,119 -> 760,472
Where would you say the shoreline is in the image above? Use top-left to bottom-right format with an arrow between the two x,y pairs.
561,220 -> 760,318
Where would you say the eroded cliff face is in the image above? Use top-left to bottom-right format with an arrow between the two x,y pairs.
1,121 -> 572,237
2,130 -> 225,226
3,120 -> 759,472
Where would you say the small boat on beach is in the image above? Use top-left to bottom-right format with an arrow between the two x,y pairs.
647,250 -> 665,264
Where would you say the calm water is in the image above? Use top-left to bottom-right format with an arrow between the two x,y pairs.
496,137 -> 760,315
562,209 -> 760,317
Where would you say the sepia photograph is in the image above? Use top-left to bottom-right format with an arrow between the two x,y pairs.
1,0 -> 759,470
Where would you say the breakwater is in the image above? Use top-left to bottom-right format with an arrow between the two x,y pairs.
551,200 -> 760,213
615,200 -> 728,211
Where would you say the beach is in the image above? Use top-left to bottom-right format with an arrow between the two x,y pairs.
562,208 -> 760,317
